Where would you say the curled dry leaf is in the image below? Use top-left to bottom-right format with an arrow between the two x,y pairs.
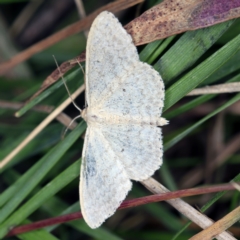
27,52 -> 86,102
125,0 -> 240,45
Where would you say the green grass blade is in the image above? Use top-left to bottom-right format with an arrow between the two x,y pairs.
139,40 -> 163,62
0,122 -> 86,231
0,159 -> 80,238
155,20 -> 234,83
149,35 -> 176,65
164,68 -> 240,120
164,32 -> 240,111
16,68 -> 82,117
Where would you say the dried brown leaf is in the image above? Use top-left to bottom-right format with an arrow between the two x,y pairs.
28,52 -> 86,101
125,0 -> 240,45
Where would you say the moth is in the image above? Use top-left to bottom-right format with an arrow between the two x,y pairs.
79,11 -> 167,228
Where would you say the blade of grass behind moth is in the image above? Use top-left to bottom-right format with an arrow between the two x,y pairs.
0,159 -> 80,238
155,20 -> 235,85
201,50 -> 240,86
0,153 -> 48,208
1,86 -> 85,175
139,39 -> 163,62
0,168 -> 43,210
16,67 -> 82,117
164,93 -> 240,151
3,168 -> 122,240
164,72 -> 240,120
149,35 -> 176,65
139,36 -> 176,65
0,122 -> 86,234
0,124 -> 62,171
172,173 -> 240,240
163,32 -> 240,111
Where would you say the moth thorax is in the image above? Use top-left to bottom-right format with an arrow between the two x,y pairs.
81,108 -> 102,124
81,108 -> 88,122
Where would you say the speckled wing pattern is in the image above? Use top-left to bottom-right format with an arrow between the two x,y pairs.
80,11 -> 167,229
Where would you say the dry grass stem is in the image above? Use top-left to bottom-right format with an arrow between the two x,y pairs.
28,53 -> 86,102
190,206 -> 240,240
0,85 -> 84,169
74,0 -> 88,37
141,178 -> 236,240
231,182 -> 240,191
187,83 -> 240,96
0,100 -> 77,129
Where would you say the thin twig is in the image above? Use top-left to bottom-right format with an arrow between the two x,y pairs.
190,206 -> 240,240
27,53 -> 86,102
74,0 -> 86,19
0,85 -> 85,170
52,55 -> 82,113
74,0 -> 88,37
141,178 -> 236,240
231,182 -> 240,191
0,100 -> 77,130
187,82 -> 240,96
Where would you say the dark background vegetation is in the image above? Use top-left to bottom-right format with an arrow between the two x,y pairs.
0,0 -> 240,239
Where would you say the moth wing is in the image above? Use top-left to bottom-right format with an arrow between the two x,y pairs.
97,62 -> 165,121
101,124 -> 163,181
85,11 -> 139,108
80,127 -> 132,228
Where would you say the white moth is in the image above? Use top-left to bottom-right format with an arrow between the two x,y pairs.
79,11 -> 168,228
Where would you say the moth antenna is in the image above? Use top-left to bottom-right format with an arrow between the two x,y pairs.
76,58 -> 87,109
61,115 -> 82,139
53,55 -> 82,113
76,59 -> 85,75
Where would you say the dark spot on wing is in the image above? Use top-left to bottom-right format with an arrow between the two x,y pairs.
84,143 -> 97,185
